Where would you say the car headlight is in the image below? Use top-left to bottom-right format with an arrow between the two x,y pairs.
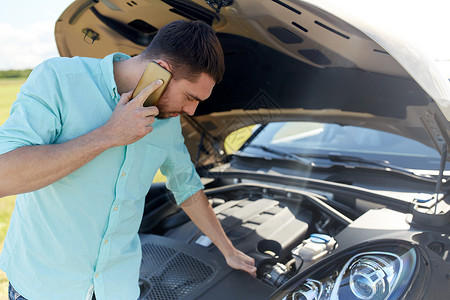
348,254 -> 397,299
270,241 -> 417,300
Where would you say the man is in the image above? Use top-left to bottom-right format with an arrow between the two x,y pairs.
0,20 -> 256,300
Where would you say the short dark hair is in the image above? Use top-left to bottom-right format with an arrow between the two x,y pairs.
141,20 -> 225,83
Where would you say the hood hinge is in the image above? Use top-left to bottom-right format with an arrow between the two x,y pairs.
421,111 -> 449,159
205,0 -> 233,13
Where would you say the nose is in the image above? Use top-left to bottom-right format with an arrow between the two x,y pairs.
183,101 -> 199,116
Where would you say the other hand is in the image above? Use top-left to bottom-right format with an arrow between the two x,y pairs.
225,248 -> 257,277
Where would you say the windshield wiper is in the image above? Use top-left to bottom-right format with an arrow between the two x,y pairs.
241,144 -> 443,182
241,146 -> 439,182
243,144 -> 313,166
313,152 -> 439,183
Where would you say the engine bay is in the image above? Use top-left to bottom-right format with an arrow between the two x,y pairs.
137,178 -> 450,300
138,183 -> 353,299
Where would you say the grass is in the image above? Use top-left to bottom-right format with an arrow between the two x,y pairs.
0,77 -> 252,298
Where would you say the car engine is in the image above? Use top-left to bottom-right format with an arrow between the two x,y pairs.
138,182 -> 350,299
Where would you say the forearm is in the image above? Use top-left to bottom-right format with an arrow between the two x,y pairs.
180,190 -> 235,256
0,126 -> 113,197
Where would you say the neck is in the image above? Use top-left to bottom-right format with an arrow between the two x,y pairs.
113,56 -> 148,95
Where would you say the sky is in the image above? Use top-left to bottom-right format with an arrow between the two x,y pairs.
0,0 -> 449,73
0,0 -> 74,70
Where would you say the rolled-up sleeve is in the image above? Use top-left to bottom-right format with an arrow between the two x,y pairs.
0,62 -> 62,155
160,121 -> 204,205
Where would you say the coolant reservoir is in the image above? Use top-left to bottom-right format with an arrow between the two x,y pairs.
291,233 -> 337,270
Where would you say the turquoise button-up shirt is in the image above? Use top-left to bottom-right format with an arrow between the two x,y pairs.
0,53 -> 204,300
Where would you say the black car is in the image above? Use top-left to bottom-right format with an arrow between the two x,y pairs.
55,1 -> 450,299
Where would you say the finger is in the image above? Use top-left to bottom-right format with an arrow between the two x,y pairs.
240,254 -> 257,276
143,125 -> 154,135
243,257 -> 256,269
141,106 -> 159,117
233,255 -> 256,274
132,79 -> 163,106
146,116 -> 155,125
249,267 -> 257,277
242,264 -> 257,277
118,90 -> 133,106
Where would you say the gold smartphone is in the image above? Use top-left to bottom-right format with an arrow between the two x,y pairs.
132,61 -> 172,107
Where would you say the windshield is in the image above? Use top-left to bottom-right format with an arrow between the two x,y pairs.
240,122 -> 447,172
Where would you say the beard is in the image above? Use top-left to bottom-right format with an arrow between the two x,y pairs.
155,113 -> 171,120
154,92 -> 182,119
155,101 -> 181,119
155,110 -> 181,119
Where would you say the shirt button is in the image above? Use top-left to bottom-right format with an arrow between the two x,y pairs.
95,273 -> 99,278
114,206 -> 118,211
104,239 -> 108,244
121,172 -> 126,177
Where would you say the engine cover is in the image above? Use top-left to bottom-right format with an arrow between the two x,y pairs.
165,197 -> 309,262
139,198 -> 309,299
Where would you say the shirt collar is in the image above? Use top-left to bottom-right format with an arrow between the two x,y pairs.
100,52 -> 131,101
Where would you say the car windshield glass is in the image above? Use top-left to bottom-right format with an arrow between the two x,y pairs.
240,122 -> 448,172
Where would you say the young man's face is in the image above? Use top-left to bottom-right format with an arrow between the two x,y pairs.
155,72 -> 215,119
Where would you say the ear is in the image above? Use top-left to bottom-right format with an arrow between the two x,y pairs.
154,60 -> 173,73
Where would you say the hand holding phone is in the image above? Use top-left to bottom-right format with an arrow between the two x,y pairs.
132,61 -> 172,107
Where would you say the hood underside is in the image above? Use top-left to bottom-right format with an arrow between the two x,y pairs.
55,0 -> 450,162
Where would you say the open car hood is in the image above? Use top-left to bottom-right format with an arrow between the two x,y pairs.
55,0 -> 450,164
